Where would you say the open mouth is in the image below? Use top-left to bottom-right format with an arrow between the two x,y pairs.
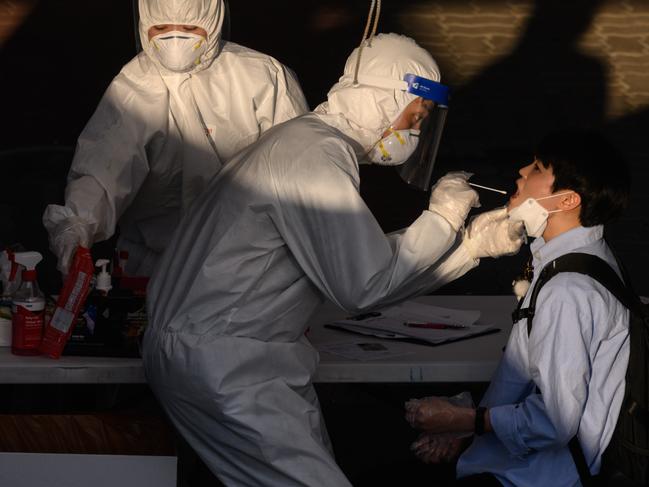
509,179 -> 523,200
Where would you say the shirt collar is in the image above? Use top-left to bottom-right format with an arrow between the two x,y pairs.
530,225 -> 604,273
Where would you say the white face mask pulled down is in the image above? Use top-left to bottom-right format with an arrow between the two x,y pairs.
366,127 -> 420,165
508,192 -> 574,238
151,31 -> 207,72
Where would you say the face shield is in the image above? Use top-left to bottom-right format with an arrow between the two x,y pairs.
395,74 -> 450,191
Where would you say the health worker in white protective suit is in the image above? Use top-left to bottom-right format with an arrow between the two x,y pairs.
143,33 -> 524,487
42,0 -> 308,277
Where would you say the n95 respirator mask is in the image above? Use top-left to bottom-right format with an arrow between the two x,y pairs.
367,128 -> 420,166
151,31 -> 207,72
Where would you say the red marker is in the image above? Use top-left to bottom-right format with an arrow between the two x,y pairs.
403,322 -> 468,329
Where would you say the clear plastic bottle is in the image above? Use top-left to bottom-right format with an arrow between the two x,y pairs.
0,250 -> 21,345
1,249 -> 21,312
11,252 -> 44,356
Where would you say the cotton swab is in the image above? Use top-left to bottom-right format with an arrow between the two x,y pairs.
468,182 -> 507,194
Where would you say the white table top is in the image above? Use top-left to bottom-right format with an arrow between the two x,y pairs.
0,295 -> 517,384
0,351 -> 145,384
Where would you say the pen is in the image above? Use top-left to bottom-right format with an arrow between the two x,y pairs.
468,182 -> 507,194
403,322 -> 468,329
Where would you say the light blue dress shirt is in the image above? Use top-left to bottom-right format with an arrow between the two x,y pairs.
457,225 -> 630,487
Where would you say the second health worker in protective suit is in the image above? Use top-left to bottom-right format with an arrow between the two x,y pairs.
43,0 -> 308,276
143,34 -> 523,486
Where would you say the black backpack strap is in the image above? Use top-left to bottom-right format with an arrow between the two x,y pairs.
569,437 -> 598,487
520,252 -> 642,337
552,253 -> 641,313
512,256 -> 566,336
605,237 -> 640,298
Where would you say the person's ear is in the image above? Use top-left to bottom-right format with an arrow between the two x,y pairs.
558,191 -> 581,211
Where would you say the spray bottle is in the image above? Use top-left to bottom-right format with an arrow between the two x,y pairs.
11,251 -> 44,355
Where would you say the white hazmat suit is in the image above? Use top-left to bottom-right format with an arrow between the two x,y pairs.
143,34 -> 486,486
43,0 -> 308,276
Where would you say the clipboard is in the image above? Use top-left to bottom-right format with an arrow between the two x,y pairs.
324,322 -> 501,347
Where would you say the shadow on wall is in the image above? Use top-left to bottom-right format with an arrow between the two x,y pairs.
227,0 -> 429,109
443,0 -> 608,164
430,0 -> 608,203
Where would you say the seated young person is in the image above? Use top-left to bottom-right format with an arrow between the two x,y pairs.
404,130 -> 631,487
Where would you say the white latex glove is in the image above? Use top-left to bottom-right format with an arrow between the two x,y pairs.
428,172 -> 480,232
45,215 -> 91,276
462,207 -> 525,260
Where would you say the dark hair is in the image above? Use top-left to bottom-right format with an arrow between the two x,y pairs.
534,130 -> 630,227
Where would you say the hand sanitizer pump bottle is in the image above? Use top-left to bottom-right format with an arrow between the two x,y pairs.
95,259 -> 112,296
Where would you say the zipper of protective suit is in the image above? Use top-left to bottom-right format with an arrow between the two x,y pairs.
186,74 -> 220,156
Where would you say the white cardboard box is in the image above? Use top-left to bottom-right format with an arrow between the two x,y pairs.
0,317 -> 11,347
0,452 -> 177,487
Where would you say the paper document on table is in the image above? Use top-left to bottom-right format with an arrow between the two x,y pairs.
325,300 -> 499,346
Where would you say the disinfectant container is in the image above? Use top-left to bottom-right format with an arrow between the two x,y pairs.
11,251 -> 44,355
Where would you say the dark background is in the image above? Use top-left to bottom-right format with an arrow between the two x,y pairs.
0,0 -> 647,296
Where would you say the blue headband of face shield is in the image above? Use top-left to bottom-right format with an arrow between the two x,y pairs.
354,73 -> 450,106
402,74 -> 450,107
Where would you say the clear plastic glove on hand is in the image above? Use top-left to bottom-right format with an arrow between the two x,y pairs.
410,432 -> 468,464
463,207 -> 525,260
405,396 -> 475,433
428,172 -> 480,232
45,215 -> 91,276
